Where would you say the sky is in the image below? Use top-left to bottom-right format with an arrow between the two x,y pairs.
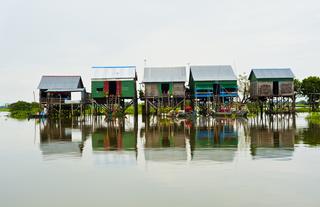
1,0 -> 320,104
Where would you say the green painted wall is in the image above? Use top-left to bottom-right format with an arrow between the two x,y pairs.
91,80 -> 136,98
121,80 -> 135,97
91,81 -> 105,98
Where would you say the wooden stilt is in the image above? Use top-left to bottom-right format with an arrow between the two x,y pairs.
71,103 -> 73,117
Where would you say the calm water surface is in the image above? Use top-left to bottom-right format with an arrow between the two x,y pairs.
0,113 -> 320,207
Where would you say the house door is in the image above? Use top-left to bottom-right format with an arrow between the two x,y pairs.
213,84 -> 220,95
273,81 -> 279,96
109,81 -> 117,96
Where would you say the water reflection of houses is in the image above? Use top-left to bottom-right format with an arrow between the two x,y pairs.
39,119 -> 91,159
141,117 -> 188,161
91,117 -> 137,165
141,117 -> 240,162
92,122 -> 136,151
249,116 -> 295,159
191,118 -> 239,162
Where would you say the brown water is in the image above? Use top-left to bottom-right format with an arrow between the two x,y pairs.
0,112 -> 320,207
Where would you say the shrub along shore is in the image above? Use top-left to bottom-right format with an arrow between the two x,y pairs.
306,113 -> 320,124
2,101 -> 41,119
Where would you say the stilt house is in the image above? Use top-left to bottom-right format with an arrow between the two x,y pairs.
189,65 -> 238,102
142,66 -> 187,114
143,66 -> 186,98
38,75 -> 86,105
91,66 -> 137,103
248,68 -> 294,98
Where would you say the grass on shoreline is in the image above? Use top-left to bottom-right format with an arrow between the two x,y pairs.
0,108 -> 10,112
125,103 -> 156,115
306,112 -> 320,124
125,104 -> 143,114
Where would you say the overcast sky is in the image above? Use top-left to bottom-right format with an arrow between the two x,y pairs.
1,0 -> 320,104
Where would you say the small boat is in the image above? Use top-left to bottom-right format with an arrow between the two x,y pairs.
28,111 -> 48,119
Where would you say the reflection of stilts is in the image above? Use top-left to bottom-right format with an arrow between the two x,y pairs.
136,136 -> 146,168
185,138 -> 192,162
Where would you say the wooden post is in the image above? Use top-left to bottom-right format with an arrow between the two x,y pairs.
59,95 -> 61,118
161,97 -> 163,113
145,98 -> 149,116
91,101 -> 94,116
259,100 -> 263,118
80,104 -> 83,120
134,97 -> 138,117
292,95 -> 295,114
195,98 -> 198,115
71,103 -> 73,117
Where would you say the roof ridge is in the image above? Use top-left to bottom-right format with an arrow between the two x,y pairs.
92,66 -> 136,69
191,64 -> 231,67
252,68 -> 291,70
42,75 -> 81,77
144,66 -> 185,69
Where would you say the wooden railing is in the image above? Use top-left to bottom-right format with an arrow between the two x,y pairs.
40,98 -> 66,104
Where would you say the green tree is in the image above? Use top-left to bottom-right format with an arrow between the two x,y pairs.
9,101 -> 40,119
294,79 -> 302,95
301,76 -> 320,111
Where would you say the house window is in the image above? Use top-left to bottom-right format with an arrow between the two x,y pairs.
97,88 -> 103,92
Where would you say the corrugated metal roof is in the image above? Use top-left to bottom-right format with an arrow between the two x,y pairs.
190,65 -> 237,81
92,66 -> 136,79
250,68 -> 294,79
143,66 -> 186,83
38,76 -> 83,90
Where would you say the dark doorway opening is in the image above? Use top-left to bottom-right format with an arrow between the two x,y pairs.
213,84 -> 220,95
161,83 -> 170,95
109,81 -> 117,96
273,81 -> 279,96
40,90 -> 47,100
